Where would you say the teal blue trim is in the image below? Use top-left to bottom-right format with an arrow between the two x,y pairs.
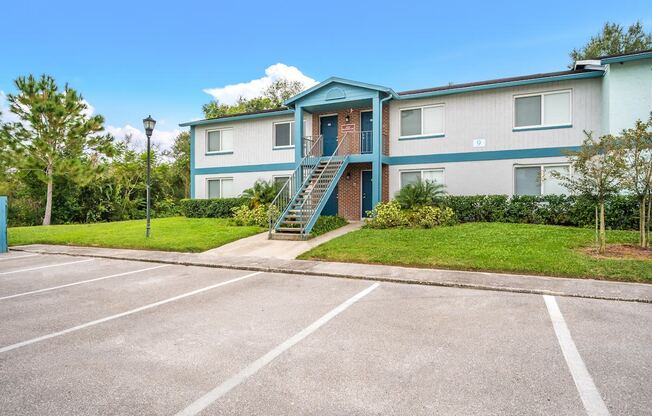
397,71 -> 603,101
205,151 -> 234,156
0,196 -> 7,253
272,146 -> 295,151
194,162 -> 295,176
399,133 -> 445,140
601,51 -> 652,64
371,92 -> 382,207
301,157 -> 350,234
190,127 -> 195,198
179,109 -> 294,127
381,155 -> 391,165
512,124 -> 572,132
387,146 -> 580,165
348,154 -> 375,163
284,77 -> 397,107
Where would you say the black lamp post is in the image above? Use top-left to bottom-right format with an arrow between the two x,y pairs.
142,115 -> 156,238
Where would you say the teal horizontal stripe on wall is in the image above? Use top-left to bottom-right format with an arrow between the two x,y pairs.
193,162 -> 295,175
386,146 -> 580,165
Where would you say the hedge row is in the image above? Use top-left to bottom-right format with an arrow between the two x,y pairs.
441,195 -> 639,230
179,197 -> 249,218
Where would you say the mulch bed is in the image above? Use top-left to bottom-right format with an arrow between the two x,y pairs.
582,244 -> 652,260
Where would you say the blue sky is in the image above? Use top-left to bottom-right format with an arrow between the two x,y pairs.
1,0 -> 650,148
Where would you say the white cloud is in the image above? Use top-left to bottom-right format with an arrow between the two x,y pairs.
82,99 -> 95,118
203,63 -> 317,105
0,90 -> 20,123
105,124 -> 182,152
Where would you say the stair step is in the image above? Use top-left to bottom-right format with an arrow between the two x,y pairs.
269,233 -> 304,241
277,227 -> 302,233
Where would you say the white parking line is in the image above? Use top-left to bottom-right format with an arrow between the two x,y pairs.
0,253 -> 39,262
0,264 -> 170,301
0,271 -> 262,354
175,282 -> 380,416
544,295 -> 610,416
0,258 -> 93,275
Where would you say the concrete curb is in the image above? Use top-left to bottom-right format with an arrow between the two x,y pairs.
10,245 -> 652,304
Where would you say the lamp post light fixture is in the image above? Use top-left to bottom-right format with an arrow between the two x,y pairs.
143,115 -> 156,238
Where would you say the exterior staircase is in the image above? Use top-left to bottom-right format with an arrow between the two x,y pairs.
268,133 -> 351,240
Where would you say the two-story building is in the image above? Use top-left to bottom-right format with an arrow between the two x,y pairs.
180,49 -> 652,239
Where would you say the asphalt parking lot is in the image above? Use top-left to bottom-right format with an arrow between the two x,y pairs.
0,252 -> 650,415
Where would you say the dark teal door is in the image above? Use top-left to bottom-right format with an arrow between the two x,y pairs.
322,184 -> 338,216
320,115 -> 338,155
361,170 -> 373,217
360,111 -> 373,154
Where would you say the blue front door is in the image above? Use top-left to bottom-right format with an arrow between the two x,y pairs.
320,115 -> 338,155
361,170 -> 373,217
360,111 -> 373,154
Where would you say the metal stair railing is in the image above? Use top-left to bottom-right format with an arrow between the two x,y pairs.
268,135 -> 323,237
295,131 -> 352,238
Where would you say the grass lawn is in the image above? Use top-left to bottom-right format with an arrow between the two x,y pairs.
8,217 -> 263,253
299,222 -> 652,283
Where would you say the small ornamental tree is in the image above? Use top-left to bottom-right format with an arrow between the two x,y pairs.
557,132 -> 624,254
2,74 -> 113,225
619,118 -> 652,248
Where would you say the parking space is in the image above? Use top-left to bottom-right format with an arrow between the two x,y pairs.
0,253 -> 650,415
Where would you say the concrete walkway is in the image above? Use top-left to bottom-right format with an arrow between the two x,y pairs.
8,244 -> 652,303
200,222 -> 362,260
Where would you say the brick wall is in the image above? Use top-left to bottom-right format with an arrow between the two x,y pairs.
337,163 -> 371,220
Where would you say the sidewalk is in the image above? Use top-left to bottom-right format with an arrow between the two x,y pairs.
9,244 -> 651,303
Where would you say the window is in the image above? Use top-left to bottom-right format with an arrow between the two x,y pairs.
274,122 -> 294,148
206,129 -> 233,153
514,90 -> 571,129
400,169 -> 444,188
207,178 -> 234,199
400,105 -> 444,138
514,165 -> 570,195
273,176 -> 291,200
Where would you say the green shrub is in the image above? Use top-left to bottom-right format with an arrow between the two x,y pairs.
179,197 -> 249,218
231,204 -> 278,227
395,180 -> 446,209
241,179 -> 283,208
407,205 -> 456,228
440,194 -> 639,230
311,215 -> 348,236
365,200 -> 409,229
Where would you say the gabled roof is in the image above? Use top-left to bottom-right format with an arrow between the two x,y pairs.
284,77 -> 397,107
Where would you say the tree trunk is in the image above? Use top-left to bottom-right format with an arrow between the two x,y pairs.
43,165 -> 53,226
640,196 -> 648,248
647,195 -> 651,248
599,201 -> 606,254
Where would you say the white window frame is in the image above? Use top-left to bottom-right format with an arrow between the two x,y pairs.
205,128 -> 234,154
399,168 -> 445,188
513,89 -> 572,130
513,163 -> 572,196
399,104 -> 445,139
273,121 -> 295,149
206,177 -> 234,199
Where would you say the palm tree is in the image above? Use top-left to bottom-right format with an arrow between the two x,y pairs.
241,179 -> 282,208
395,180 -> 446,209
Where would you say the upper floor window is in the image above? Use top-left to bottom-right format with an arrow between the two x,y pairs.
400,105 -> 444,138
207,177 -> 234,199
514,90 -> 571,129
206,128 -> 233,153
514,164 -> 570,195
400,169 -> 444,188
274,122 -> 295,148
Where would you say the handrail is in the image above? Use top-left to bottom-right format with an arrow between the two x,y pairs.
268,135 -> 323,237
296,131 -> 352,236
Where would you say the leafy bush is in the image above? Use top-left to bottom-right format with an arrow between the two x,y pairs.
365,200 -> 409,229
395,180 -> 446,209
311,215 -> 348,236
179,197 -> 249,218
440,194 -> 639,230
407,206 -> 456,228
231,204 -> 279,227
241,179 -> 283,208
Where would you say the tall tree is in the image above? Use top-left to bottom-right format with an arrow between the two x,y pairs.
202,78 -> 306,119
2,74 -> 113,225
557,133 -> 624,253
570,21 -> 652,66
164,131 -> 191,198
619,117 -> 652,248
